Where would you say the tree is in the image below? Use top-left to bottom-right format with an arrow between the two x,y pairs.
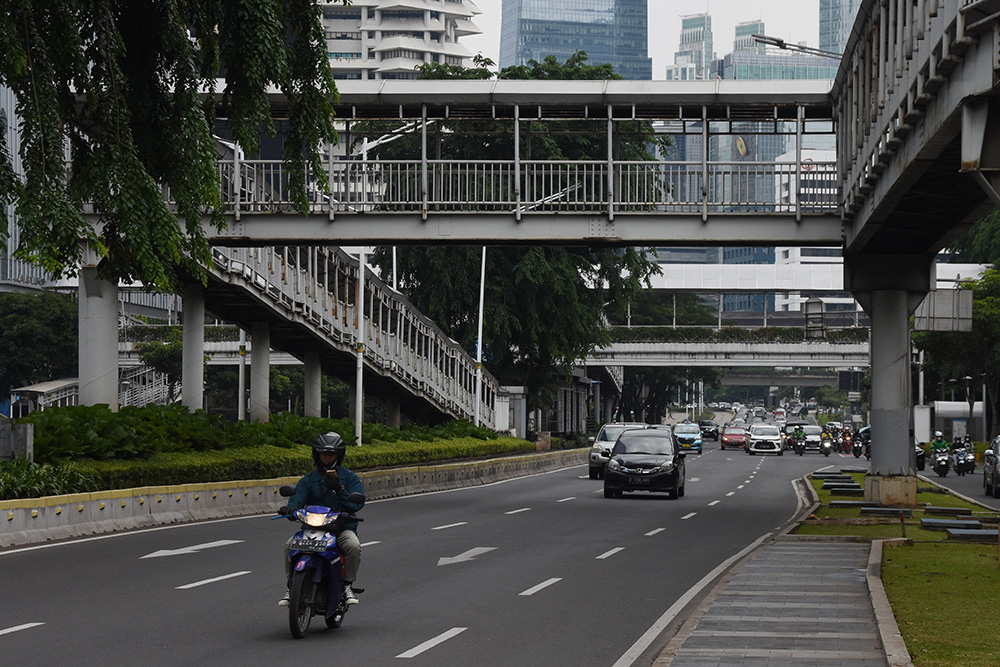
0,290 -> 78,394
367,54 -> 662,408
135,330 -> 184,402
1,1 -> 342,292
913,269 -> 1000,439
949,210 -> 1000,267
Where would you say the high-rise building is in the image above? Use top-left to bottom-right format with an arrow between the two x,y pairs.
819,0 -> 863,55
500,0 -> 652,80
733,20 -> 766,55
320,0 -> 483,80
674,13 -> 714,80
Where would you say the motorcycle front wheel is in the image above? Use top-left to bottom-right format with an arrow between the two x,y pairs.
289,570 -> 316,639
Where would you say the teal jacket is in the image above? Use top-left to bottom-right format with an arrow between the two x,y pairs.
288,467 -> 365,533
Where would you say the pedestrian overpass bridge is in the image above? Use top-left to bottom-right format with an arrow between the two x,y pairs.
73,0 -> 1000,492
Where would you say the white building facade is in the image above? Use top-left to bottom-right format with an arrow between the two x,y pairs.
321,0 -> 483,80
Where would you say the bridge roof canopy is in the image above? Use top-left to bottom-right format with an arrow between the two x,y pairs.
291,79 -> 835,121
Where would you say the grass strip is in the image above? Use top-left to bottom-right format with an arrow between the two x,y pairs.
882,542 -> 1000,667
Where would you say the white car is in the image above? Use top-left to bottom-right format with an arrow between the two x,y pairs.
748,424 -> 783,455
589,423 -> 647,479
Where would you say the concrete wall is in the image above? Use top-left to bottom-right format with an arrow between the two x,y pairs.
0,449 -> 586,548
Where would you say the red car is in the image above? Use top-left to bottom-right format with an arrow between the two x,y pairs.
720,426 -> 747,450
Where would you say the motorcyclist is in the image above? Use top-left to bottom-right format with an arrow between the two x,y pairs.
930,431 -> 950,453
792,425 -> 806,442
279,432 -> 365,607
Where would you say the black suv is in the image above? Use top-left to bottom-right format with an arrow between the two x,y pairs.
698,420 -> 719,441
984,437 -> 1000,498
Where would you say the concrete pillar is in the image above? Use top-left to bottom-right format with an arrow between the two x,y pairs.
250,321 -> 270,423
79,267 -> 119,409
386,395 -> 401,429
304,351 -> 321,418
181,283 -> 205,411
848,255 -> 932,506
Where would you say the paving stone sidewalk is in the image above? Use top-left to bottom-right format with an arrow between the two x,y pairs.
657,541 -> 888,667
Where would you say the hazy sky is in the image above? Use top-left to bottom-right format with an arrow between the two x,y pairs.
464,1 -> 822,78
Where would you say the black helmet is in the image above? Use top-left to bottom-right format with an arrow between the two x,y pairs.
312,432 -> 346,471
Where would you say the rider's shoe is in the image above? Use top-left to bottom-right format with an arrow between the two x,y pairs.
344,584 -> 359,605
278,590 -> 290,607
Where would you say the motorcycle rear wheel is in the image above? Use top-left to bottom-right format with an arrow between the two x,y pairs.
289,570 -> 316,639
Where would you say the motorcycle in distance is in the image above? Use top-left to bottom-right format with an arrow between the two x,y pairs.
820,436 -> 834,457
931,447 -> 951,477
793,436 -> 806,456
277,485 -> 364,639
852,439 -> 864,458
952,444 -> 975,476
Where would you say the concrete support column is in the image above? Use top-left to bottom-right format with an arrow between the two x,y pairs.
386,395 -> 401,429
848,255 -> 932,506
250,321 -> 270,423
78,267 -> 119,409
181,283 -> 205,411
303,351 -> 321,418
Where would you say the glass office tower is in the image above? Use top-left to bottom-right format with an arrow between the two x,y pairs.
499,0 -> 652,80
819,0 -> 862,55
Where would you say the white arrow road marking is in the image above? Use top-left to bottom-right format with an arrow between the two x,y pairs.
397,627 -> 467,658
505,507 -> 531,515
681,513 -> 697,520
432,522 -> 468,531
519,578 -> 562,596
596,547 -> 624,560
141,539 -> 243,559
557,497 -> 576,503
0,623 -> 44,636
645,528 -> 666,536
176,571 -> 251,589
437,547 -> 497,566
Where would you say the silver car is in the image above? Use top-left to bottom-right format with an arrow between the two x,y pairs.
589,422 -> 647,479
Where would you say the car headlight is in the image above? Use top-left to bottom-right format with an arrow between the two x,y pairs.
607,459 -> 621,471
658,460 -> 676,472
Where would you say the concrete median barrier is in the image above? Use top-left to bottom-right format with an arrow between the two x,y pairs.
1,449 -> 587,549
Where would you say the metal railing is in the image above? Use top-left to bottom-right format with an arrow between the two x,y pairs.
214,157 -> 839,219
208,245 -> 498,425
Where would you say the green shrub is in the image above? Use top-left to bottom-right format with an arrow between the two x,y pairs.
0,459 -> 100,500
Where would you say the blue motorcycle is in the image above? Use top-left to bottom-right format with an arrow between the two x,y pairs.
278,486 -> 364,638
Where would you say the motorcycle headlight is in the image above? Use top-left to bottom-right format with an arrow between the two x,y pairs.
607,459 -> 621,471
304,511 -> 328,527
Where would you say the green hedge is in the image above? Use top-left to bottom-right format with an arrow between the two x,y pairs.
5,405 -> 539,496
63,437 -> 533,491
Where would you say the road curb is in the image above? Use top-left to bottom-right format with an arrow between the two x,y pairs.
0,449 -> 587,549
868,538 -> 915,667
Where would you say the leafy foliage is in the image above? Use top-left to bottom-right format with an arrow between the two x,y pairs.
0,290 -> 78,394
1,1 -> 342,291
913,269 -> 1000,438
0,459 -> 99,500
19,404 -> 507,464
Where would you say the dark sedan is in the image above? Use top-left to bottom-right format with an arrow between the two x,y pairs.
984,437 -> 1000,498
603,428 -> 686,499
699,419 -> 720,440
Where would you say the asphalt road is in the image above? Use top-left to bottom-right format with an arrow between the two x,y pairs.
921,464 -> 1000,511
0,450 -> 830,667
